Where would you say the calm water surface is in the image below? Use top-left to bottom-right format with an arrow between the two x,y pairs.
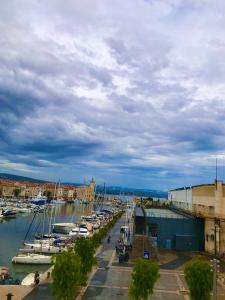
0,203 -> 94,280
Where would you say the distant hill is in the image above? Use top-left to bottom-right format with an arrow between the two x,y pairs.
0,173 -> 48,183
0,173 -> 167,198
96,185 -> 168,198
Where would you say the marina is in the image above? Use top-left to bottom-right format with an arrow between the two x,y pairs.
0,201 -> 108,281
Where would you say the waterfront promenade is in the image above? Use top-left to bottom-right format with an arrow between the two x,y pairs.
80,215 -> 128,299
0,213 -> 126,300
2,212 -> 225,299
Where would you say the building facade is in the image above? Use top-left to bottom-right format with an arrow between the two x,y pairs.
134,207 -> 204,251
74,178 -> 95,201
168,181 -> 225,255
0,178 -> 95,202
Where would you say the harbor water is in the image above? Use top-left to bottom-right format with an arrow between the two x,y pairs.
0,203 -> 94,280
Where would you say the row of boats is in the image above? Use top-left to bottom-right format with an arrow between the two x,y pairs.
11,209 -> 117,264
0,192 -> 67,219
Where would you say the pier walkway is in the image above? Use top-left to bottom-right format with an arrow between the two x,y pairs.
80,214 -> 131,300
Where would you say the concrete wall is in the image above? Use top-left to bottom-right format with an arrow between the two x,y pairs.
168,188 -> 192,210
205,218 -> 225,255
169,181 -> 225,217
168,181 -> 225,254
146,216 -> 204,251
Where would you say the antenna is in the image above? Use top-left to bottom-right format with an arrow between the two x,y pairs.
216,158 -> 218,181
216,158 -> 218,190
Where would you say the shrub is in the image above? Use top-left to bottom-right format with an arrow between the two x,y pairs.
74,237 -> 97,285
129,258 -> 159,300
51,249 -> 82,300
184,258 -> 213,300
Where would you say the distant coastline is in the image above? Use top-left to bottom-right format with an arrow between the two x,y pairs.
0,172 -> 167,198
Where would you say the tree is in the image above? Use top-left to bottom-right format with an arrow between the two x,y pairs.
129,258 -> 159,300
51,249 -> 82,300
43,190 -> 52,199
184,258 -> 213,300
74,237 -> 97,284
13,188 -> 21,197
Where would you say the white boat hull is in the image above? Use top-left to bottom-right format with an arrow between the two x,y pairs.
52,200 -> 65,205
52,223 -> 75,233
24,243 -> 65,254
21,272 -> 44,285
12,254 -> 51,264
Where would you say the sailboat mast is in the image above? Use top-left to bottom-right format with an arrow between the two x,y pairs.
101,183 -> 106,209
48,182 -> 57,233
40,194 -> 47,252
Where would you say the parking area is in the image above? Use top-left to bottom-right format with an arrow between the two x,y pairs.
83,245 -> 225,300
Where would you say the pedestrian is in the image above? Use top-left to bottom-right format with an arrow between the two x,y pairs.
34,271 -> 40,285
107,235 -> 111,244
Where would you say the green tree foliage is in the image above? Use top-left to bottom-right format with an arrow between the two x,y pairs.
13,188 -> 21,197
74,237 -> 97,284
51,211 -> 123,298
91,211 -> 123,249
43,190 -> 52,199
184,258 -> 213,300
51,249 -> 82,300
129,258 -> 159,300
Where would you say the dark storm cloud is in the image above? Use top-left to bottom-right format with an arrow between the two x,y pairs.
1,0 -> 225,188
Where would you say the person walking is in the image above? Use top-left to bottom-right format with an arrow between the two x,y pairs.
34,271 -> 40,285
107,235 -> 111,244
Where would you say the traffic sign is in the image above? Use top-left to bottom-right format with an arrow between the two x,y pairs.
143,249 -> 150,259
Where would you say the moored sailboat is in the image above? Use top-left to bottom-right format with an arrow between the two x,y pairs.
22,242 -> 66,254
12,253 -> 51,264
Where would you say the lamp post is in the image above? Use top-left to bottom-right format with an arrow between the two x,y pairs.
211,258 -> 220,300
6,293 -> 14,300
214,219 -> 220,257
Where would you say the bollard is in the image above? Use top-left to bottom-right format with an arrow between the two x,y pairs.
6,293 -> 14,300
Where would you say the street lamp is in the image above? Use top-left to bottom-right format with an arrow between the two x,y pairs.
211,258 -> 220,300
213,219 -> 220,257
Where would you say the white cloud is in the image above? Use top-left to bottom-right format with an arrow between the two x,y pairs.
0,159 -> 39,174
1,0 -> 225,189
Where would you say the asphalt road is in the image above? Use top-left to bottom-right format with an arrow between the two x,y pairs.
82,215 -> 129,300
81,215 -> 225,300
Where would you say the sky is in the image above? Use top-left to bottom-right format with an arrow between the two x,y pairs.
1,0 -> 225,190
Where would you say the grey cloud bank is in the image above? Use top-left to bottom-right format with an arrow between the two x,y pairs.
1,0 -> 225,189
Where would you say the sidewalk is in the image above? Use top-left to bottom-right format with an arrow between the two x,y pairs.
81,215 -> 130,300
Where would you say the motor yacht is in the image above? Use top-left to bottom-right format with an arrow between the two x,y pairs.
69,226 -> 90,237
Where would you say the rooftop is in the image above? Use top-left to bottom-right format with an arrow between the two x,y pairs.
169,181 -> 224,192
144,208 -> 187,219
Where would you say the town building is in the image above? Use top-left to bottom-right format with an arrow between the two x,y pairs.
0,180 -> 17,198
0,178 -> 95,202
74,178 -> 95,201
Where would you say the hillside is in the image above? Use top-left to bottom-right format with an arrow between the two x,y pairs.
96,185 -> 168,198
0,173 -> 48,183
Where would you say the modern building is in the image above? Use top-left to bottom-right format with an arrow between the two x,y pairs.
134,207 -> 204,251
168,180 -> 225,255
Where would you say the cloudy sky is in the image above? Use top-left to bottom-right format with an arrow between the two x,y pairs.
1,0 -> 225,190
